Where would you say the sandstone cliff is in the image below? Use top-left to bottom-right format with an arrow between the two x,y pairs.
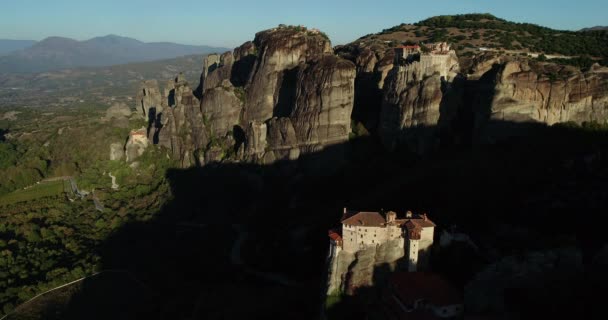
337,41 -> 463,153
475,59 -> 608,141
133,26 -> 608,166
137,26 -> 355,166
379,51 -> 461,153
326,239 -> 408,296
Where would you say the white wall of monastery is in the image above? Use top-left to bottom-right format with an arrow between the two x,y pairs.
343,225 -> 388,252
407,239 -> 420,272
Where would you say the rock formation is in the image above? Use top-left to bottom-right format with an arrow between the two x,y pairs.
133,25 -> 608,166
109,143 -> 124,161
474,59 -> 608,141
136,80 -> 164,120
326,239 -> 407,295
136,25 -> 355,166
102,102 -> 132,121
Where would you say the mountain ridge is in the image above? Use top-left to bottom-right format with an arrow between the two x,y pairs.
0,39 -> 37,56
0,35 -> 229,73
580,26 -> 608,32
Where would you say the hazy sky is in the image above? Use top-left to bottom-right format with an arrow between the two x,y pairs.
1,0 -> 606,48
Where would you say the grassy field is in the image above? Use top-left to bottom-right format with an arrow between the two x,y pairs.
0,180 -> 67,206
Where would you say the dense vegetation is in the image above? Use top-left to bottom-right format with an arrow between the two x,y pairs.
414,14 -> 608,58
0,105 -> 148,196
0,148 -> 172,317
0,104 -> 174,317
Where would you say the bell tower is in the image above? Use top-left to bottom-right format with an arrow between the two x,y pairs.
404,220 -> 422,272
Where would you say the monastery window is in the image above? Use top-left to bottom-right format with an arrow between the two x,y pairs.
372,240 -> 374,243
361,234 -> 363,238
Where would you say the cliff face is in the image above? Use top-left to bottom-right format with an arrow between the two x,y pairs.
137,26 -> 355,166
468,56 -> 608,141
135,27 -> 608,167
138,75 -> 207,167
243,28 -> 333,122
326,239 -> 407,296
337,42 -> 462,153
379,52 -> 460,153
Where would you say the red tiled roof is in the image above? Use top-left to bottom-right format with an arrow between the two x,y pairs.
404,220 -> 422,231
397,214 -> 436,228
341,211 -> 436,228
130,129 -> 146,136
328,229 -> 342,242
389,272 -> 462,306
404,220 -> 422,240
341,211 -> 386,227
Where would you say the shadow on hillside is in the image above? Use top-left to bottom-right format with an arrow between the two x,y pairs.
36,118 -> 608,319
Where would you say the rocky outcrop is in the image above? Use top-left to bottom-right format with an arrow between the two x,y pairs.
136,80 -> 164,121
200,82 -> 243,138
101,103 -> 132,128
379,51 -> 461,153
102,102 -> 132,122
336,43 -> 396,131
242,28 -> 333,123
136,26 -> 355,166
109,143 -> 124,161
132,26 -> 608,166
158,76 -> 207,167
326,239 -> 407,296
492,61 -> 608,122
291,56 -> 356,149
471,58 -> 608,142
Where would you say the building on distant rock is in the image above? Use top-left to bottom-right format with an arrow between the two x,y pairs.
392,42 -> 458,80
309,28 -> 321,34
395,45 -> 421,60
424,42 -> 451,54
125,127 -> 149,162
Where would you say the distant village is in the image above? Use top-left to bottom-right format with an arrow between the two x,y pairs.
327,209 -> 463,319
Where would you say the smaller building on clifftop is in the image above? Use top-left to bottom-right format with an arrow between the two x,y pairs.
395,45 -> 421,60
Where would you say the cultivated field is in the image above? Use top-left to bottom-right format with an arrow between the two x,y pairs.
0,180 -> 67,206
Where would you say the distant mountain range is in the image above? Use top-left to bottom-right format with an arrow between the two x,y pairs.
580,26 -> 608,32
0,40 -> 37,56
0,35 -> 229,73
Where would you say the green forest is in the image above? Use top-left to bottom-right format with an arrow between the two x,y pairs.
0,105 -> 174,317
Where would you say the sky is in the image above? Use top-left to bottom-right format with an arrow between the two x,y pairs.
0,0 -> 606,48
